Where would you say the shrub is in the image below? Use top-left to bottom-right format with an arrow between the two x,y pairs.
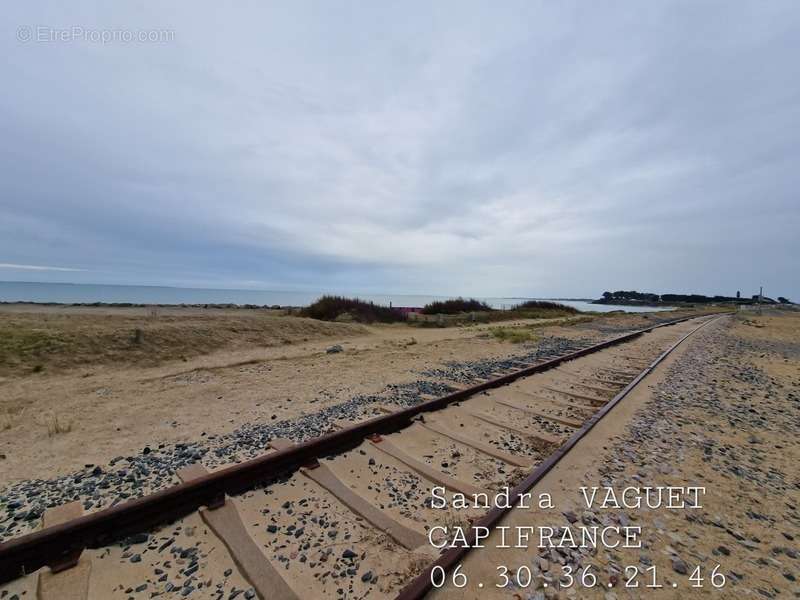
301,296 -> 405,323
421,298 -> 493,315
513,300 -> 578,314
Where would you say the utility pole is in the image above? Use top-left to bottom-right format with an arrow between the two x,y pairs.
758,286 -> 763,315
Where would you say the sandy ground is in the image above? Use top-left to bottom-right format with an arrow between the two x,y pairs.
0,308 -> 711,600
0,306 -> 637,483
430,308 -> 799,599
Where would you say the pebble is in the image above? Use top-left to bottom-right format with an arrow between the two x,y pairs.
671,557 -> 689,575
532,318 -> 800,593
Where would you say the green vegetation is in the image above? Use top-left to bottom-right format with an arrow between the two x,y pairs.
0,329 -> 70,373
421,298 -> 493,315
490,327 -> 537,343
514,300 -> 578,312
598,290 -> 660,304
597,290 -> 788,306
489,313 -> 595,343
301,295 -> 406,323
411,298 -> 584,327
512,300 -> 578,318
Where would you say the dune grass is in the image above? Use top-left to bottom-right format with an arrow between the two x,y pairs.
0,309 -> 364,377
513,300 -> 578,313
45,412 -> 72,436
413,299 -> 582,326
421,298 -> 493,315
301,295 -> 406,323
490,327 -> 538,343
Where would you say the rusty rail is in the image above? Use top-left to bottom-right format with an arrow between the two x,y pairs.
0,312 -> 718,583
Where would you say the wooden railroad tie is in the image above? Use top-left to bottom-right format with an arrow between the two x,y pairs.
491,397 -> 583,428
453,406 -> 561,446
420,419 -> 533,467
498,388 -> 596,413
542,386 -> 606,404
269,438 -> 426,550
177,463 -> 300,600
367,435 -> 487,497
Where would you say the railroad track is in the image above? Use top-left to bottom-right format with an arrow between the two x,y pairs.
0,313 -> 727,600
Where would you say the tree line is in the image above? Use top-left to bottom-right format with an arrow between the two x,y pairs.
596,291 -> 791,305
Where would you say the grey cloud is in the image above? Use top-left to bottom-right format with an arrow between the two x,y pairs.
1,1 -> 798,299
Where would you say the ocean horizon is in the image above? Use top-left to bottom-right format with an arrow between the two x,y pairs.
0,281 -> 671,313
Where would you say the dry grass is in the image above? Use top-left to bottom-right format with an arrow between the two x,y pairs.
44,412 -> 72,436
554,315 -> 596,327
489,315 -> 597,343
490,327 -> 538,344
411,305 -> 588,327
0,308 -> 366,377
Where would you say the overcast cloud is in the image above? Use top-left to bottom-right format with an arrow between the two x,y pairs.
1,1 -> 798,299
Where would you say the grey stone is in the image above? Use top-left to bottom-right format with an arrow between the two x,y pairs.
671,557 -> 688,575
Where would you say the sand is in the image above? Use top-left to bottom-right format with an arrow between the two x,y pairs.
3,307 -> 790,599
429,309 -> 800,599
0,305 -> 623,483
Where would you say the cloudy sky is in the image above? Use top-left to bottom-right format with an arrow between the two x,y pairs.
2,2 -> 798,300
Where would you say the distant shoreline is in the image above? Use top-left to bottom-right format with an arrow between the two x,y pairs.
0,281 -> 593,310
0,282 -> 675,313
0,300 -> 292,309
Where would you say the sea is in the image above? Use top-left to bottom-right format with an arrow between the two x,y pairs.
0,281 -> 672,313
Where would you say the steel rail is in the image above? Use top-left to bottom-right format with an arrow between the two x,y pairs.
395,312 -> 727,600
0,312 -> 720,583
